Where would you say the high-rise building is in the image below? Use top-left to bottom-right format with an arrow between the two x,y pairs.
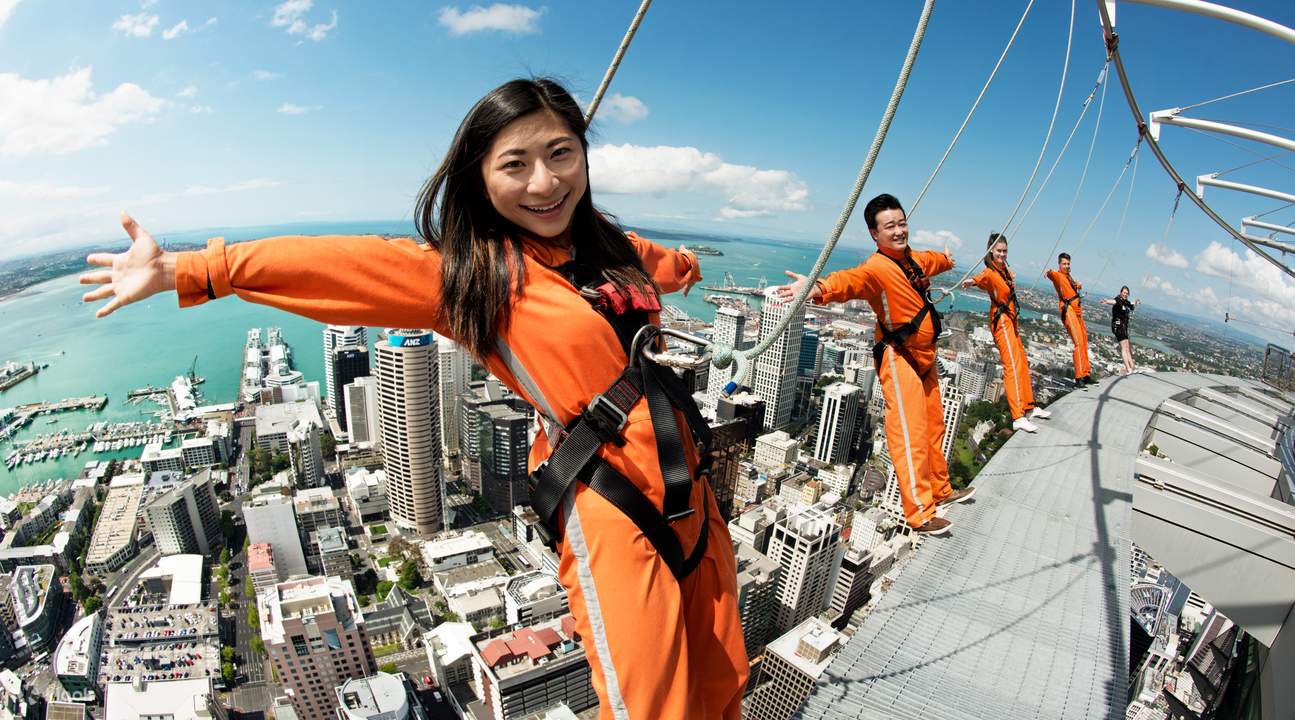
734,542 -> 780,659
754,430 -> 798,473
957,361 -> 987,403
798,327 -> 820,378
334,672 -> 418,720
344,376 -> 381,447
765,503 -> 842,634
814,383 -> 861,465
754,289 -> 806,430
745,617 -> 848,720
142,469 -> 221,557
375,330 -> 443,537
939,377 -> 964,462
435,334 -> 473,462
470,615 -> 596,720
828,549 -> 872,630
244,492 -> 308,579
323,326 -> 368,411
717,391 -> 765,448
260,576 -> 377,720
256,401 -> 326,487
707,419 -> 748,522
705,307 -> 747,409
459,381 -> 530,498
478,403 -> 531,515
248,543 -> 279,594
330,348 -> 370,430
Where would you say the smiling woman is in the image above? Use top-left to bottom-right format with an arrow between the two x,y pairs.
79,77 -> 744,719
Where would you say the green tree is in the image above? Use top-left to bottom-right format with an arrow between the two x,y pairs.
375,580 -> 394,600
68,572 -> 86,602
378,663 -> 399,675
441,611 -> 461,623
221,647 -> 235,662
320,433 -> 337,460
219,588 -> 231,605
247,606 -> 260,629
250,636 -> 266,657
271,452 -> 291,474
221,662 -> 235,685
398,559 -> 422,591
219,547 -> 231,566
244,575 -> 254,598
81,596 -> 103,614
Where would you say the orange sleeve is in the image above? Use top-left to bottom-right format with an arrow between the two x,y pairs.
817,261 -> 876,304
914,249 -> 954,277
971,267 -> 992,291
627,232 -> 701,293
174,234 -> 450,333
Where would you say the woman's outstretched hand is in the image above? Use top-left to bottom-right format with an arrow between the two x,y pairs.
81,212 -> 177,318
772,270 -> 821,303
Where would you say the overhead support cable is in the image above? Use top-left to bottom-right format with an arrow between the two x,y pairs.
910,0 -> 1036,217
1094,0 -> 1295,280
711,0 -> 937,393
1196,175 -> 1295,205
1118,0 -> 1295,44
1150,111 -> 1295,153
1093,150 -> 1141,291
1255,202 -> 1295,219
1179,77 -> 1295,112
1242,218 -> 1295,238
1181,128 -> 1295,175
584,0 -> 653,124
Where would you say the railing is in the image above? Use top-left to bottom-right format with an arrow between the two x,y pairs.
1261,343 -> 1295,391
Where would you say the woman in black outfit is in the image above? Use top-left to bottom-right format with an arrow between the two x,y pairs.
1100,285 -> 1140,375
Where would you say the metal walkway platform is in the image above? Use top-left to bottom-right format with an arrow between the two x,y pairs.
798,372 -> 1290,720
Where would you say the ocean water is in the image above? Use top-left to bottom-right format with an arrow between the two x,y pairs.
0,222 -> 1000,493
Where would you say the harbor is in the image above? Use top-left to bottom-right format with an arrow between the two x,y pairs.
0,395 -> 109,443
5,420 -> 174,470
0,361 -> 39,392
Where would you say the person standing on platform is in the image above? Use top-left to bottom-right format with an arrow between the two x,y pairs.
1045,252 -> 1094,386
1101,286 -> 1141,375
962,233 -> 1051,433
775,193 -> 975,537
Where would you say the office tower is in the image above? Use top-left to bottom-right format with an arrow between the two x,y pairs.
330,347 -> 370,429
323,326 -> 368,411
478,403 -> 531,515
375,330 -> 443,536
705,307 -> 746,409
717,391 -> 765,447
435,334 -> 473,460
244,492 -> 309,579
248,543 -> 279,594
745,617 -> 847,720
733,542 -> 780,659
939,378 -> 964,462
256,401 -> 326,487
261,576 -> 377,720
334,672 -> 419,720
754,431 -> 798,473
798,327 -> 820,378
958,360 -> 987,402
469,615 -> 595,720
814,383 -> 861,464
142,469 -> 221,556
344,376 -> 381,447
828,549 -> 872,629
754,289 -> 806,430
708,419 -> 749,522
765,503 -> 842,634
459,380 -> 530,497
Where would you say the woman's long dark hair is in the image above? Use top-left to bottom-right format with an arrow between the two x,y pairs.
413,78 -> 654,361
983,232 -> 1010,273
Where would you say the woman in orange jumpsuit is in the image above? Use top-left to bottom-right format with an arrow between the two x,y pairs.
81,79 -> 747,719
962,233 -> 1050,433
1045,252 -> 1093,386
777,194 -> 975,537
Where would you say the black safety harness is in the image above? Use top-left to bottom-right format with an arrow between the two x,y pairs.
526,263 -> 713,581
1059,271 -> 1081,325
987,262 -> 1020,334
871,252 -> 943,368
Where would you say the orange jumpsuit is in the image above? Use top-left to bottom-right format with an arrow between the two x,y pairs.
174,232 -> 747,718
816,249 -> 955,529
972,263 -> 1036,420
1045,269 -> 1091,380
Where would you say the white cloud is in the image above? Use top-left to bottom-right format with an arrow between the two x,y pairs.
189,105 -> 213,114
1145,242 -> 1188,269
912,229 -> 963,251
0,68 -> 165,157
588,143 -> 809,220
0,180 -> 108,199
162,19 -> 189,39
0,0 -> 22,29
1141,274 -> 1185,298
277,103 -> 312,115
204,16 -> 217,27
176,85 -> 198,98
271,0 -> 337,41
1195,240 -> 1295,308
140,0 -> 157,8
253,69 -> 282,81
174,178 -> 285,198
600,93 -> 648,124
439,3 -> 543,35
112,12 -> 159,37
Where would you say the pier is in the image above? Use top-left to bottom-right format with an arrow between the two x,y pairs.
15,396 -> 108,415
0,361 -> 38,392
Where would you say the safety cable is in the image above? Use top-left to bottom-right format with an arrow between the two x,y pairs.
929,0 -> 1077,303
997,0 -> 1076,237
584,0 -> 653,124
1028,61 -> 1109,285
708,0 -> 937,391
1179,77 -> 1295,113
909,0 -> 1036,217
1181,127 -> 1295,175
1071,141 -> 1142,254
1092,150 -> 1140,292
1255,202 -> 1295,219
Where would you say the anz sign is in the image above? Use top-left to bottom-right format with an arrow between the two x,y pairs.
388,332 -> 432,348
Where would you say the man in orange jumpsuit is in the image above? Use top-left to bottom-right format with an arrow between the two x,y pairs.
1045,252 -> 1093,386
964,233 -> 1050,433
778,194 -> 974,536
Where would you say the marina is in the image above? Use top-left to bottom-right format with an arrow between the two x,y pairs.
5,420 -> 174,470
0,361 -> 39,392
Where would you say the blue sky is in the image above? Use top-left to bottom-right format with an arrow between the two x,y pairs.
1,0 -> 1292,339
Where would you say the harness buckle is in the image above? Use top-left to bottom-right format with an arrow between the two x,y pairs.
666,507 -> 696,523
582,393 -> 629,447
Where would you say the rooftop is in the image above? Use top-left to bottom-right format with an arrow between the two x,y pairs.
799,372 -> 1293,719
247,543 -> 275,573
766,617 -> 845,679
138,555 -> 205,607
86,484 -> 144,565
54,612 -> 100,679
475,615 -> 583,681
422,530 -> 492,563
254,400 -> 323,438
103,678 -> 215,720
259,575 -> 362,645
335,672 -> 407,720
